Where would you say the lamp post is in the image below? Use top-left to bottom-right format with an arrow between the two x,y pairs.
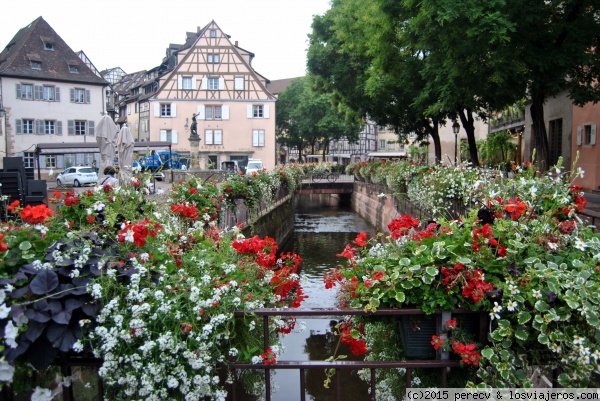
452,122 -> 460,165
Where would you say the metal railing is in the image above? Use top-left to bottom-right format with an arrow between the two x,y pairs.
229,307 -> 485,401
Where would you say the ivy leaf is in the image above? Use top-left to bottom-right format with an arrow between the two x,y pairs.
395,292 -> 406,303
481,348 -> 494,360
517,311 -> 531,325
30,270 -> 59,295
515,328 -> 528,341
425,266 -> 438,276
534,300 -> 548,312
19,241 -> 32,251
537,333 -> 549,345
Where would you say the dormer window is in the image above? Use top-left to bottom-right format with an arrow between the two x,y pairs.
30,60 -> 42,70
68,64 -> 79,74
44,42 -> 54,51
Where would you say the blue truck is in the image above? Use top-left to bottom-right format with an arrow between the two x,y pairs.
133,151 -> 185,171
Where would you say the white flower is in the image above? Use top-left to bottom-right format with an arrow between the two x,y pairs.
4,320 -> 19,348
0,304 -> 9,319
30,386 -> 53,401
575,238 -> 587,251
0,359 -> 14,381
532,289 -> 542,299
377,193 -> 386,199
508,284 -> 520,295
578,167 -> 585,178
506,300 -> 518,312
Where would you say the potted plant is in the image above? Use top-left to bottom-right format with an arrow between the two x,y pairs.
326,161 -> 600,388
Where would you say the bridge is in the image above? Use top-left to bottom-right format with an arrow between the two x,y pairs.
297,174 -> 355,194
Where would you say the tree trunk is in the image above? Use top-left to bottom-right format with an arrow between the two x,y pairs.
459,109 -> 480,167
428,119 -> 442,164
530,92 -> 550,172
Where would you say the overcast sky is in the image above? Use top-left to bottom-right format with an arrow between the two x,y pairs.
0,0 -> 332,81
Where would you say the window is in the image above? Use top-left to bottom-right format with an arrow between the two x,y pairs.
160,129 -> 178,144
30,60 -> 41,70
399,144 -> 405,152
234,76 -> 244,91
253,105 -> 264,118
45,156 -> 56,168
548,118 -> 563,167
208,78 -> 219,90
210,29 -> 217,37
69,64 -> 79,73
44,42 -> 54,51
208,54 -> 220,63
205,105 -> 222,120
409,132 -> 417,139
182,77 -> 193,90
71,88 -> 86,103
161,103 -> 172,117
43,86 -> 55,101
379,140 -> 386,149
207,155 -> 218,169
23,152 -> 35,168
45,120 -> 55,135
205,129 -> 223,145
252,130 -> 265,147
75,121 -> 86,136
17,83 -> 33,100
22,119 -> 34,134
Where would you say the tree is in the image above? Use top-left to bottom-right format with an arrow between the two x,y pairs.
276,77 -> 362,162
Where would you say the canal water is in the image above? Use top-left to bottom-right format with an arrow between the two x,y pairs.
269,194 -> 378,401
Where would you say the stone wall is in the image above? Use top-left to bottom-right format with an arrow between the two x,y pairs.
351,181 -> 429,233
242,196 -> 295,245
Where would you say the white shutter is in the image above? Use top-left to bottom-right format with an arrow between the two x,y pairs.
88,121 -> 95,136
160,130 -> 167,141
592,124 -> 597,145
222,106 -> 229,120
197,105 -> 205,120
57,121 -> 63,136
577,126 -> 583,146
177,76 -> 182,88
247,105 -> 253,118
55,87 -> 61,102
70,89 -> 75,103
36,120 -> 44,135
264,105 -> 270,119
192,77 -> 197,89
16,83 -> 21,99
172,130 -> 178,144
215,130 -> 222,144
218,77 -> 225,90
68,120 -> 75,136
16,119 -> 22,134
34,85 -> 43,100
171,103 -> 177,117
85,90 -> 91,103
201,77 -> 207,90
154,103 -> 160,117
253,130 -> 258,146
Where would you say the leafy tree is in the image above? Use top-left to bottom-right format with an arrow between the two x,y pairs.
276,77 -> 362,161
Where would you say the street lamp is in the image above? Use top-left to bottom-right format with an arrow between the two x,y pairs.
452,122 -> 460,165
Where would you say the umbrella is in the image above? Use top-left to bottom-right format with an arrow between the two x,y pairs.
95,114 -> 118,182
116,124 -> 134,183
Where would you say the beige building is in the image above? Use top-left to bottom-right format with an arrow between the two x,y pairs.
111,21 -> 276,171
0,17 -> 108,171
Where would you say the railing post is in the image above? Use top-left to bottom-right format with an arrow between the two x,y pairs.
263,315 -> 271,401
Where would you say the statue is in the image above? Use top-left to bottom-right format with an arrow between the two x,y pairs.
189,113 -> 199,140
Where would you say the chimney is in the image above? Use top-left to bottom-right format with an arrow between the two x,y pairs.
197,26 -> 201,33
235,41 -> 238,47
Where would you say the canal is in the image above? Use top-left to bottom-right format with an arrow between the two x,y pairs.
270,193 -> 378,401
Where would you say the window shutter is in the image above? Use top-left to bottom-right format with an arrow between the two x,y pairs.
35,120 -> 43,135
218,77 -> 225,90
197,105 -> 205,120
192,77 -> 197,89
85,90 -> 91,104
154,103 -> 160,117
16,83 -> 21,99
16,119 -> 22,134
68,120 -> 74,136
127,105 -> 131,115
592,124 -> 597,145
57,121 -> 63,135
577,126 -> 583,146
177,76 -> 182,88
88,121 -> 95,136
205,130 -> 213,145
264,105 -> 270,119
55,87 -> 61,102
253,130 -> 258,146
70,89 -> 75,103
172,130 -> 178,144
201,77 -> 207,90
34,85 -> 43,100
160,130 -> 167,141
247,105 -> 253,118
171,103 -> 177,117
222,106 -> 229,120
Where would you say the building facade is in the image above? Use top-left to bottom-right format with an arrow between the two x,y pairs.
0,17 -> 108,171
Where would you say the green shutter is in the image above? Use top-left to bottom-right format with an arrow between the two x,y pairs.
36,120 -> 44,135
70,89 -> 75,103
55,87 -> 61,102
16,119 -> 22,134
16,83 -> 21,99
68,120 -> 74,136
57,121 -> 63,136
34,85 -> 43,100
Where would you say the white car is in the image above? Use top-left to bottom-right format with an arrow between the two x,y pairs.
56,166 -> 98,187
245,159 -> 264,174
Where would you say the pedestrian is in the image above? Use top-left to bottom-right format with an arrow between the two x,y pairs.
99,166 -> 119,187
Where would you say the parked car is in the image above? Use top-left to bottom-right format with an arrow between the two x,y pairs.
56,166 -> 97,187
245,158 -> 264,174
220,160 -> 239,173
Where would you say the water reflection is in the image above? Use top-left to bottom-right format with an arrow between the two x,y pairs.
270,194 -> 377,401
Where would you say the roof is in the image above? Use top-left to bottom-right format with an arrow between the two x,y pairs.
0,17 -> 108,86
267,77 -> 303,95
35,141 -> 173,155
